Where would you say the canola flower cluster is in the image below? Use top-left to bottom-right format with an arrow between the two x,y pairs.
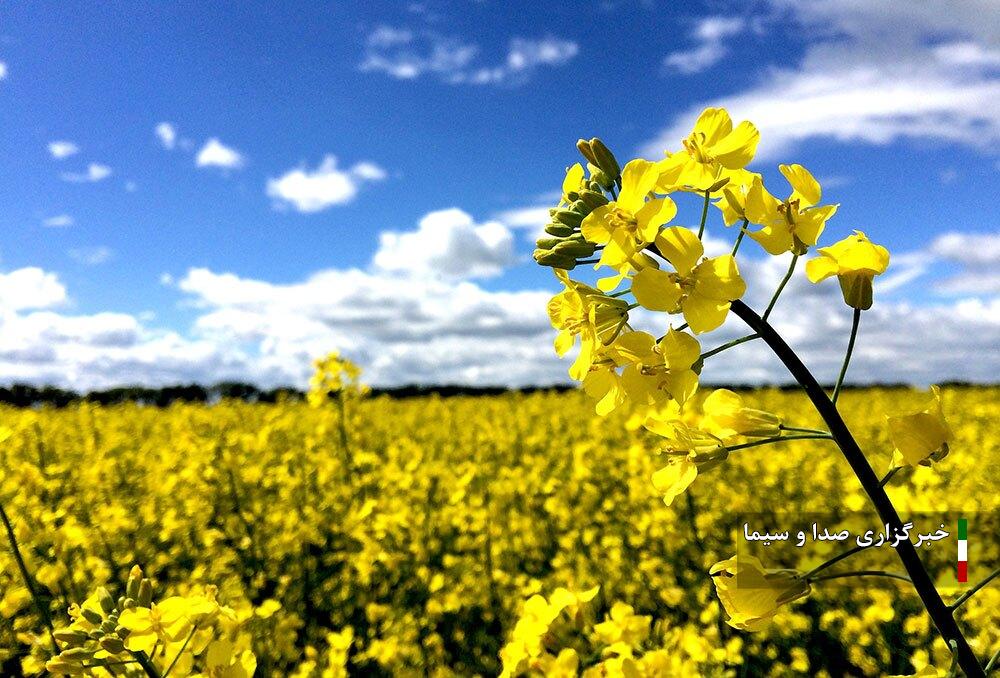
0,385 -> 996,676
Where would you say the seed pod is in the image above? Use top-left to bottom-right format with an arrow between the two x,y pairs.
81,608 -> 104,625
552,209 -> 584,228
544,223 -> 575,237
707,176 -> 731,193
100,636 -> 126,654
97,587 -> 116,615
589,138 -> 621,182
137,579 -> 153,608
578,190 -> 609,209
576,139 -> 598,166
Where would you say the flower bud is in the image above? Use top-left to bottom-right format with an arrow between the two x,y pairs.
568,199 -> 590,215
137,579 -> 153,608
544,223 -> 575,237
707,177 -> 731,193
53,629 -> 89,646
81,608 -> 104,625
97,587 -> 116,615
591,169 -> 614,191
576,139 -> 598,166
100,619 -> 117,634
100,636 -> 126,654
125,566 -> 143,600
533,249 -> 577,269
535,237 -> 562,250
60,647 -> 96,660
578,190 -> 609,209
589,138 -> 621,182
552,241 -> 597,258
552,209 -> 584,228
45,659 -> 87,675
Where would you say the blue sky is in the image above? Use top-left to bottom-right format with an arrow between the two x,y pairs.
0,1 -> 998,389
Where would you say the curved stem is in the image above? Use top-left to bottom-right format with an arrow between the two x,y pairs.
985,646 -> 1000,673
800,542 -> 871,580
131,650 -> 162,678
762,254 -> 798,321
700,333 -> 759,361
811,570 -> 912,584
950,567 -> 1000,611
731,219 -> 748,256
0,498 -> 58,650
832,308 -> 861,404
690,433 -> 833,462
728,299 -> 984,678
697,191 -> 711,240
779,424 -> 830,436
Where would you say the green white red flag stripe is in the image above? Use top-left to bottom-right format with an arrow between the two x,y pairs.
957,518 -> 968,583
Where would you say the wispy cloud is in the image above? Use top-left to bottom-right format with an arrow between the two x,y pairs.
643,2 -> 1000,160
155,122 -> 177,150
663,17 -> 744,75
68,246 -> 114,266
61,163 -> 112,183
0,61 -> 7,80
360,26 -> 577,85
267,155 -> 385,213
48,141 -> 80,159
195,138 -> 245,169
42,214 -> 74,228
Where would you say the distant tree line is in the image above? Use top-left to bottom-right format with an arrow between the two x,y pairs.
0,381 -> 988,408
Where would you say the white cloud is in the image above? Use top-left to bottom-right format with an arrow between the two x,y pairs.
642,2 -> 1000,160
155,122 -> 177,150
360,26 -> 577,85
68,246 -> 114,266
496,205 -> 552,240
373,208 -> 516,279
0,268 -> 67,312
60,163 -> 112,183
663,17 -> 744,74
195,138 -> 245,169
928,231 -> 1000,294
47,141 -> 80,159
266,155 -> 385,212
42,214 -> 74,228
0,61 -> 6,80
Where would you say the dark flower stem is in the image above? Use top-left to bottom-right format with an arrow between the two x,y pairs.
728,299 -> 984,678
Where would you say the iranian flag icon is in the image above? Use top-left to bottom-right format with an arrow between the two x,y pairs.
957,518 -> 968,583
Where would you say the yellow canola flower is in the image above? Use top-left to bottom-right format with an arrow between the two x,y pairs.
560,162 -> 587,205
632,226 -> 746,333
746,164 -> 839,255
709,555 -> 811,632
702,389 -> 781,438
887,666 -> 946,677
886,386 -> 953,468
581,159 -> 677,283
548,269 -> 630,381
714,169 -> 763,226
655,107 -> 761,192
805,230 -> 890,310
582,328 -> 701,416
118,596 -> 201,653
593,602 -> 652,648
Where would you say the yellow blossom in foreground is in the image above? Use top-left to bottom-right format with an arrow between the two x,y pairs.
886,386 -> 953,468
746,164 -> 839,255
702,389 -> 781,438
581,159 -> 676,280
593,602 -> 652,648
548,269 -> 630,380
655,107 -> 761,192
632,226 -> 746,333
710,555 -> 811,631
805,230 -> 890,310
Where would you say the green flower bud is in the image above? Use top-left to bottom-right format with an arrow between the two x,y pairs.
544,223 -> 575,237
81,608 -> 104,625
576,139 -> 599,166
100,619 -> 117,634
707,177 -> 731,193
45,659 -> 87,675
60,647 -> 96,660
578,190 -> 609,209
589,138 -> 621,182
553,209 -> 584,228
533,250 -> 577,269
551,241 -> 597,258
125,566 -> 142,600
53,629 -> 89,646
591,169 -> 614,191
115,625 -> 131,638
535,237 -> 562,250
97,587 -> 116,615
137,579 -> 153,608
100,636 -> 126,654
569,200 -> 590,215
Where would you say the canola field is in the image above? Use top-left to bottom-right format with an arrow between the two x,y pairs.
0,386 -> 997,676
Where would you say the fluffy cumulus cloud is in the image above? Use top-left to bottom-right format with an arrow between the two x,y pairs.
643,1 -> 1000,159
360,26 -> 577,85
0,219 -> 997,390
373,208 -> 516,279
195,138 -> 245,169
47,140 -> 80,159
928,231 -> 1000,294
266,155 -> 386,212
60,163 -> 112,183
663,17 -> 744,74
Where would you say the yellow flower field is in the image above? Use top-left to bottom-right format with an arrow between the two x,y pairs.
1,386 -> 996,676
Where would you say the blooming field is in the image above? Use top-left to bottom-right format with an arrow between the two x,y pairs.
1,386 -> 997,676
